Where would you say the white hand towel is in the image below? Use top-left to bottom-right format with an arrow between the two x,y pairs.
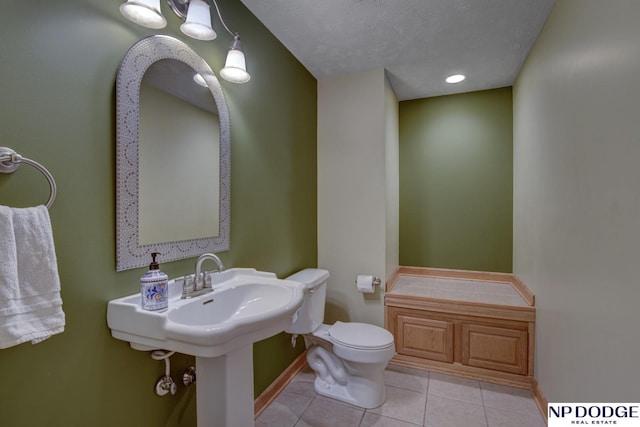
0,205 -> 65,349
0,206 -> 19,308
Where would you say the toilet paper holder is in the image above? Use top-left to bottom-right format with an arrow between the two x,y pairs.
355,275 -> 382,287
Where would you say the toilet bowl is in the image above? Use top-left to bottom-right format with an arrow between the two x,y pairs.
285,269 -> 395,409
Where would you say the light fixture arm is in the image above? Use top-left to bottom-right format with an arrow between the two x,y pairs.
207,0 -> 235,37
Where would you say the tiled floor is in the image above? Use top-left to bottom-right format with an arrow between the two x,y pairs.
257,364 -> 547,427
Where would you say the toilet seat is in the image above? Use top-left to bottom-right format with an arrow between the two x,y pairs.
328,321 -> 394,350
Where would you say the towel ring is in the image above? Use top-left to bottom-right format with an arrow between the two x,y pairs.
0,147 -> 57,209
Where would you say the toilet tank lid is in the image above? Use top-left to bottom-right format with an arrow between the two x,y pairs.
286,268 -> 330,289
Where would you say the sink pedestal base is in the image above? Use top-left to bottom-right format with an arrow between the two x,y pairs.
196,344 -> 255,427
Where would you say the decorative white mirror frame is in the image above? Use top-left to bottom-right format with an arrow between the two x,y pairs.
116,35 -> 230,271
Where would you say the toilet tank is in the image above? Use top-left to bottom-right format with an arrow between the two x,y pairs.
285,268 -> 329,334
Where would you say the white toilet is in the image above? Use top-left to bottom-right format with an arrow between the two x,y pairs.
285,268 -> 395,409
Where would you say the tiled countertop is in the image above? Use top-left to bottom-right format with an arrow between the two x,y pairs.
389,274 -> 528,307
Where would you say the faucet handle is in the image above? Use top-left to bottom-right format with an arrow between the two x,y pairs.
185,275 -> 196,291
203,271 -> 213,289
194,273 -> 205,291
187,275 -> 196,288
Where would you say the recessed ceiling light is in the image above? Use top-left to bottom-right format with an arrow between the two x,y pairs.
446,74 -> 466,84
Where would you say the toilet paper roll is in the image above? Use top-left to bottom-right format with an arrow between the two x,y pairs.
356,274 -> 375,293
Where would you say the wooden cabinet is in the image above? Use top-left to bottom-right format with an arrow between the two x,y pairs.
461,323 -> 528,375
395,313 -> 454,363
386,298 -> 535,388
388,306 -> 530,376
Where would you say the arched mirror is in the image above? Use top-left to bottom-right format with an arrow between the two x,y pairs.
116,35 -> 230,271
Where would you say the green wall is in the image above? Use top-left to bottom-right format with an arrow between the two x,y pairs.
399,87 -> 513,273
0,1 -> 316,426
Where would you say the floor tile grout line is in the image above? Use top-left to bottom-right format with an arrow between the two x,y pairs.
295,394 -> 314,426
384,368 -> 431,393
365,381 -> 430,426
367,411 -> 423,426
356,409 -> 366,427
277,377 -> 321,423
479,381 -> 491,427
482,399 -> 544,418
281,388 -> 318,399
295,394 -> 317,426
422,370 -> 431,426
384,382 -> 429,395
427,389 -> 486,407
480,382 -> 543,418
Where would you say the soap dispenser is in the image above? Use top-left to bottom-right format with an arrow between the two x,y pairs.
140,252 -> 169,311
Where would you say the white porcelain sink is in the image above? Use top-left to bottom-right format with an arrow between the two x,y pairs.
107,268 -> 305,358
108,268 -> 305,427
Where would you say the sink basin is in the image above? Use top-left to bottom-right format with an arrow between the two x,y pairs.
168,283 -> 295,325
107,268 -> 305,358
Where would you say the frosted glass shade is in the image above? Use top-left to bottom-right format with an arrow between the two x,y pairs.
180,0 -> 217,41
220,46 -> 250,84
119,0 -> 167,29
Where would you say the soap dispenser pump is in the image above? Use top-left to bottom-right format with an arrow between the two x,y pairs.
140,252 -> 169,311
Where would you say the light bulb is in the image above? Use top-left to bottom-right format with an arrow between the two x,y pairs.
445,74 -> 466,84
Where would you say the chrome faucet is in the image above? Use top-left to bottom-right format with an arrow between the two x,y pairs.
181,253 -> 226,299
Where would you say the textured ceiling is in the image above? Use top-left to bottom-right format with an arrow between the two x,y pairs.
239,0 -> 556,101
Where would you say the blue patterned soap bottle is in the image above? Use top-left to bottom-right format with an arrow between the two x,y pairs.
140,252 -> 169,311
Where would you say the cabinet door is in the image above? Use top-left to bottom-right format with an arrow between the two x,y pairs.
461,323 -> 528,375
394,312 -> 454,363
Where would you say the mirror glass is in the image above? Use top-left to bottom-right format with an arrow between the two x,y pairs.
116,36 -> 230,271
139,59 -> 220,244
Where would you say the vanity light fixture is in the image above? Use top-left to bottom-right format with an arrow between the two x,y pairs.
119,0 -> 251,83
180,0 -> 216,41
219,34 -> 250,84
445,74 -> 466,84
120,0 -> 167,29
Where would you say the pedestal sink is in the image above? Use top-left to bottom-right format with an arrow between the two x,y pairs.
107,268 -> 305,427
